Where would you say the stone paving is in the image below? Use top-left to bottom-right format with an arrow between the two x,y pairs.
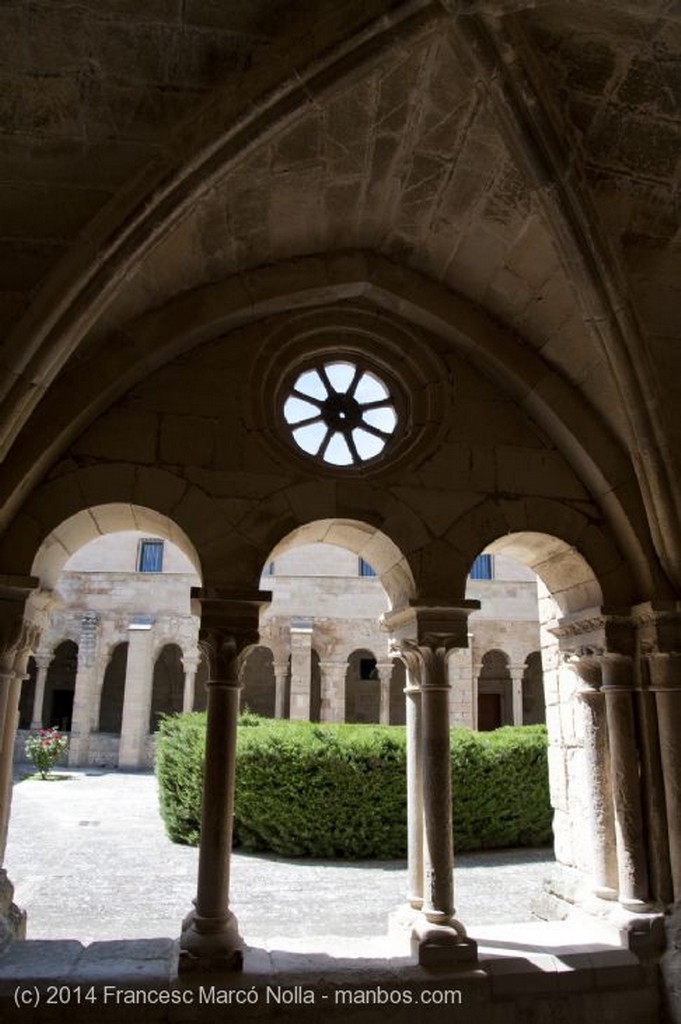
5,767 -> 554,949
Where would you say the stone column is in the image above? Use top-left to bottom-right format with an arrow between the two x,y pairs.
289,621 -> 313,721
376,660 -> 393,725
273,659 -> 289,718
319,660 -> 346,723
0,585 -> 39,951
510,665 -> 524,726
572,658 -> 618,900
67,613 -> 100,766
118,619 -> 154,769
447,642 -> 474,728
403,670 -> 423,909
648,652 -> 681,902
386,600 -> 479,967
471,657 -> 482,730
180,593 -> 265,972
29,653 -> 52,730
601,653 -> 649,909
182,653 -> 201,713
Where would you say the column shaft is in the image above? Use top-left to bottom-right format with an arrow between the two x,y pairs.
118,626 -> 154,769
68,614 -> 100,766
289,625 -> 312,721
602,657 -> 649,908
637,685 -> 673,904
404,678 -> 423,908
511,667 -> 524,726
319,662 -> 345,723
377,662 -> 392,725
273,662 -> 288,718
182,657 -> 200,714
420,658 -> 455,923
576,682 -> 617,899
30,659 -> 51,730
197,681 -> 240,919
0,670 -> 21,861
0,598 -> 37,951
180,674 -> 242,968
650,654 -> 681,901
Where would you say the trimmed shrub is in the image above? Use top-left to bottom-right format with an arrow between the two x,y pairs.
451,725 -> 553,851
156,712 -> 206,844
155,714 -> 552,857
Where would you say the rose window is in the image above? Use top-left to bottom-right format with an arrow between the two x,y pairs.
283,360 -> 398,466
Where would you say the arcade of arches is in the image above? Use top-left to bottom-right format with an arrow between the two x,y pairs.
0,0 -> 680,1018
14,536 -> 543,770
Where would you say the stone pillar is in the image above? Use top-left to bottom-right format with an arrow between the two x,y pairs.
601,653 -> 649,909
180,593 -> 265,972
572,658 -> 618,900
648,652 -> 681,902
67,613 -> 100,766
0,584 -> 39,952
118,619 -> 154,769
636,669 -> 673,905
447,641 -> 474,728
0,656 -> 26,952
386,600 -> 479,967
376,660 -> 393,725
471,657 -> 482,730
319,660 -> 346,723
182,653 -> 201,714
510,665 -> 524,726
273,659 -> 289,718
403,671 -> 423,909
29,653 -> 52,730
289,621 -> 313,721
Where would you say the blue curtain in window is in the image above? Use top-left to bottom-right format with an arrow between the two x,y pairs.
139,540 -> 164,573
470,554 -> 492,580
359,557 -> 376,577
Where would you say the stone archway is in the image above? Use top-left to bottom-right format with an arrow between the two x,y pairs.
240,645 -> 276,717
345,647 -> 380,723
149,644 -> 184,733
98,643 -> 128,734
522,651 -> 545,726
477,649 -> 512,731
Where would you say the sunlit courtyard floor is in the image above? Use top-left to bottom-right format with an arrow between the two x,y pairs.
6,767 -> 554,950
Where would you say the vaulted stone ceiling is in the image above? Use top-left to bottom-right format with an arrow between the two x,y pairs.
0,0 -> 679,584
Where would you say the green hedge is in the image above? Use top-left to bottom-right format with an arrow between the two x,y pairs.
155,714 -> 552,857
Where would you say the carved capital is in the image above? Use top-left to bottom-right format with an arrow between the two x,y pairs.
195,591 -> 267,681
633,601 -> 681,656
384,599 -> 479,654
391,638 -> 450,690
0,600 -> 40,668
552,609 -> 636,658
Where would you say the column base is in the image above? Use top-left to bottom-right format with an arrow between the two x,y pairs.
178,909 -> 243,973
67,734 -> 89,768
0,870 -> 26,954
411,917 -> 478,968
593,885 -> 618,901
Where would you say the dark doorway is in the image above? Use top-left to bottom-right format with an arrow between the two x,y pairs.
478,692 -> 502,731
50,689 -> 74,731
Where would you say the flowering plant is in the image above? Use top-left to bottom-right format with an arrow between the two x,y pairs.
24,727 -> 69,779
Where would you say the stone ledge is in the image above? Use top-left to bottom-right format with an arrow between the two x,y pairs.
0,926 -> 660,1023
